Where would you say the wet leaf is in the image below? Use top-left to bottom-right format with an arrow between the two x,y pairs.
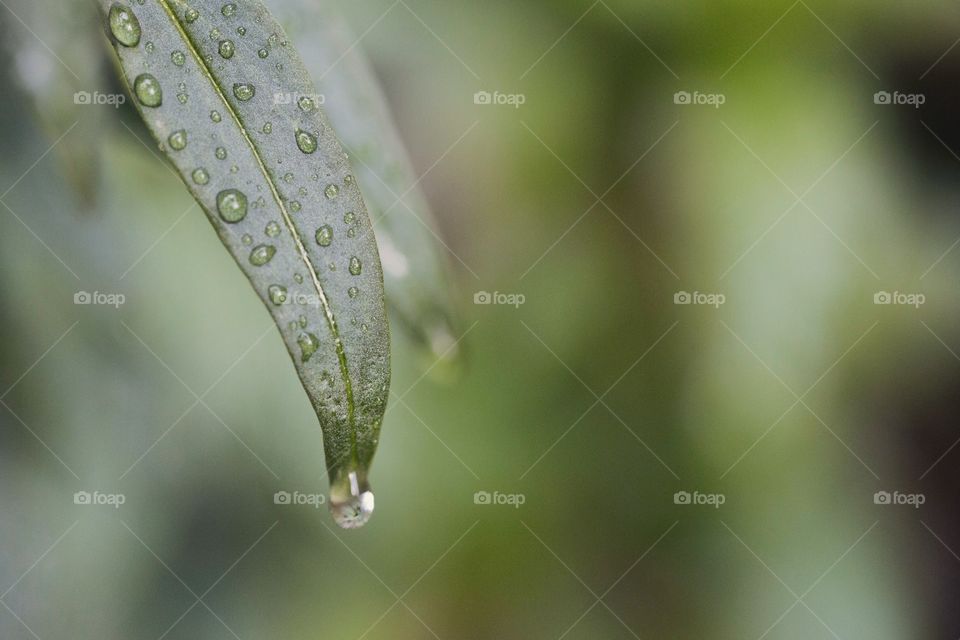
98,0 -> 391,528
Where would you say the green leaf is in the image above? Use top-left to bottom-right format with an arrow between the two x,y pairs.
270,0 -> 463,379
98,0 -> 391,528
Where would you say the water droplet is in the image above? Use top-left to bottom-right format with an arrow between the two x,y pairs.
315,225 -> 333,247
184,7 -> 199,23
295,129 -> 317,154
241,233 -> 253,245
298,315 -> 308,328
192,168 -> 209,185
298,332 -> 319,361
134,74 -> 162,107
216,189 -> 248,222
262,122 -> 272,134
233,83 -> 255,101
329,471 -> 374,529
348,286 -> 359,299
324,184 -> 339,199
283,172 -> 294,183
168,130 -> 187,150
268,284 -> 287,305
297,96 -> 316,112
145,41 -> 155,54
215,146 -> 227,160
344,174 -> 354,185
218,39 -> 235,58
343,211 -> 355,224
221,2 -> 236,16
268,33 -> 279,47
236,26 -> 246,36
210,110 -> 222,122
209,28 -> 221,40
347,228 -> 356,238
171,50 -> 186,66
177,92 -> 188,104
257,47 -> 269,59
109,3 -> 141,47
293,273 -> 303,284
349,257 -> 362,276
265,221 -> 281,237
249,244 -> 276,266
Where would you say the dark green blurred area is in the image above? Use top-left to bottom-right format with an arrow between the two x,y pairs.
3,1 -> 960,638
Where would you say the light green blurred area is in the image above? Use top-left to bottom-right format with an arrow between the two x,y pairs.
2,1 -> 960,638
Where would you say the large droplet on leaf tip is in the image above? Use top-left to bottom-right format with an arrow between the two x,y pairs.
329,470 -> 374,529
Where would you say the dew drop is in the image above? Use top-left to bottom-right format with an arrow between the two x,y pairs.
268,33 -> 279,47
134,74 -> 162,107
283,172 -> 294,183
221,2 -> 236,16
343,211 -> 355,224
177,92 -> 188,104
293,273 -> 304,284
348,286 -> 359,299
349,257 -> 362,276
289,201 -> 301,212
109,3 -> 142,47
216,189 -> 248,223
268,284 -> 287,305
237,26 -> 246,36
192,168 -> 209,185
145,41 -> 155,54
257,48 -> 269,59
171,50 -> 186,66
209,28 -> 221,40
298,332 -> 319,362
184,7 -> 199,22
168,130 -> 187,150
315,225 -> 333,247
249,244 -> 276,266
344,174 -> 354,185
233,83 -> 255,101
215,146 -> 227,160
210,110 -> 222,122
241,233 -> 253,245
218,39 -> 235,59
262,122 -> 272,134
330,471 -> 374,529
265,221 -> 281,237
324,184 -> 339,199
295,129 -> 318,154
297,96 -> 316,113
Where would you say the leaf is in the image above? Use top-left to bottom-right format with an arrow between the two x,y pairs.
269,0 -> 463,379
98,0 -> 391,528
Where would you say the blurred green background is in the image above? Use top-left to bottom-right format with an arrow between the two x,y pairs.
3,0 -> 960,638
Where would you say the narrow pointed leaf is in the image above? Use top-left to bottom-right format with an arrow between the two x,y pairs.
98,0 -> 390,527
270,0 -> 462,377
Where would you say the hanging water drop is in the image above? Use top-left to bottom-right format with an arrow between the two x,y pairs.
216,189 -> 248,222
329,470 -> 374,529
109,3 -> 141,47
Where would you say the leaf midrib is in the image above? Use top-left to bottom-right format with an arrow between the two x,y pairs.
158,0 -> 358,456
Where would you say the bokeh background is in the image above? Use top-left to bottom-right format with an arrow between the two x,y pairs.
2,0 -> 960,638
